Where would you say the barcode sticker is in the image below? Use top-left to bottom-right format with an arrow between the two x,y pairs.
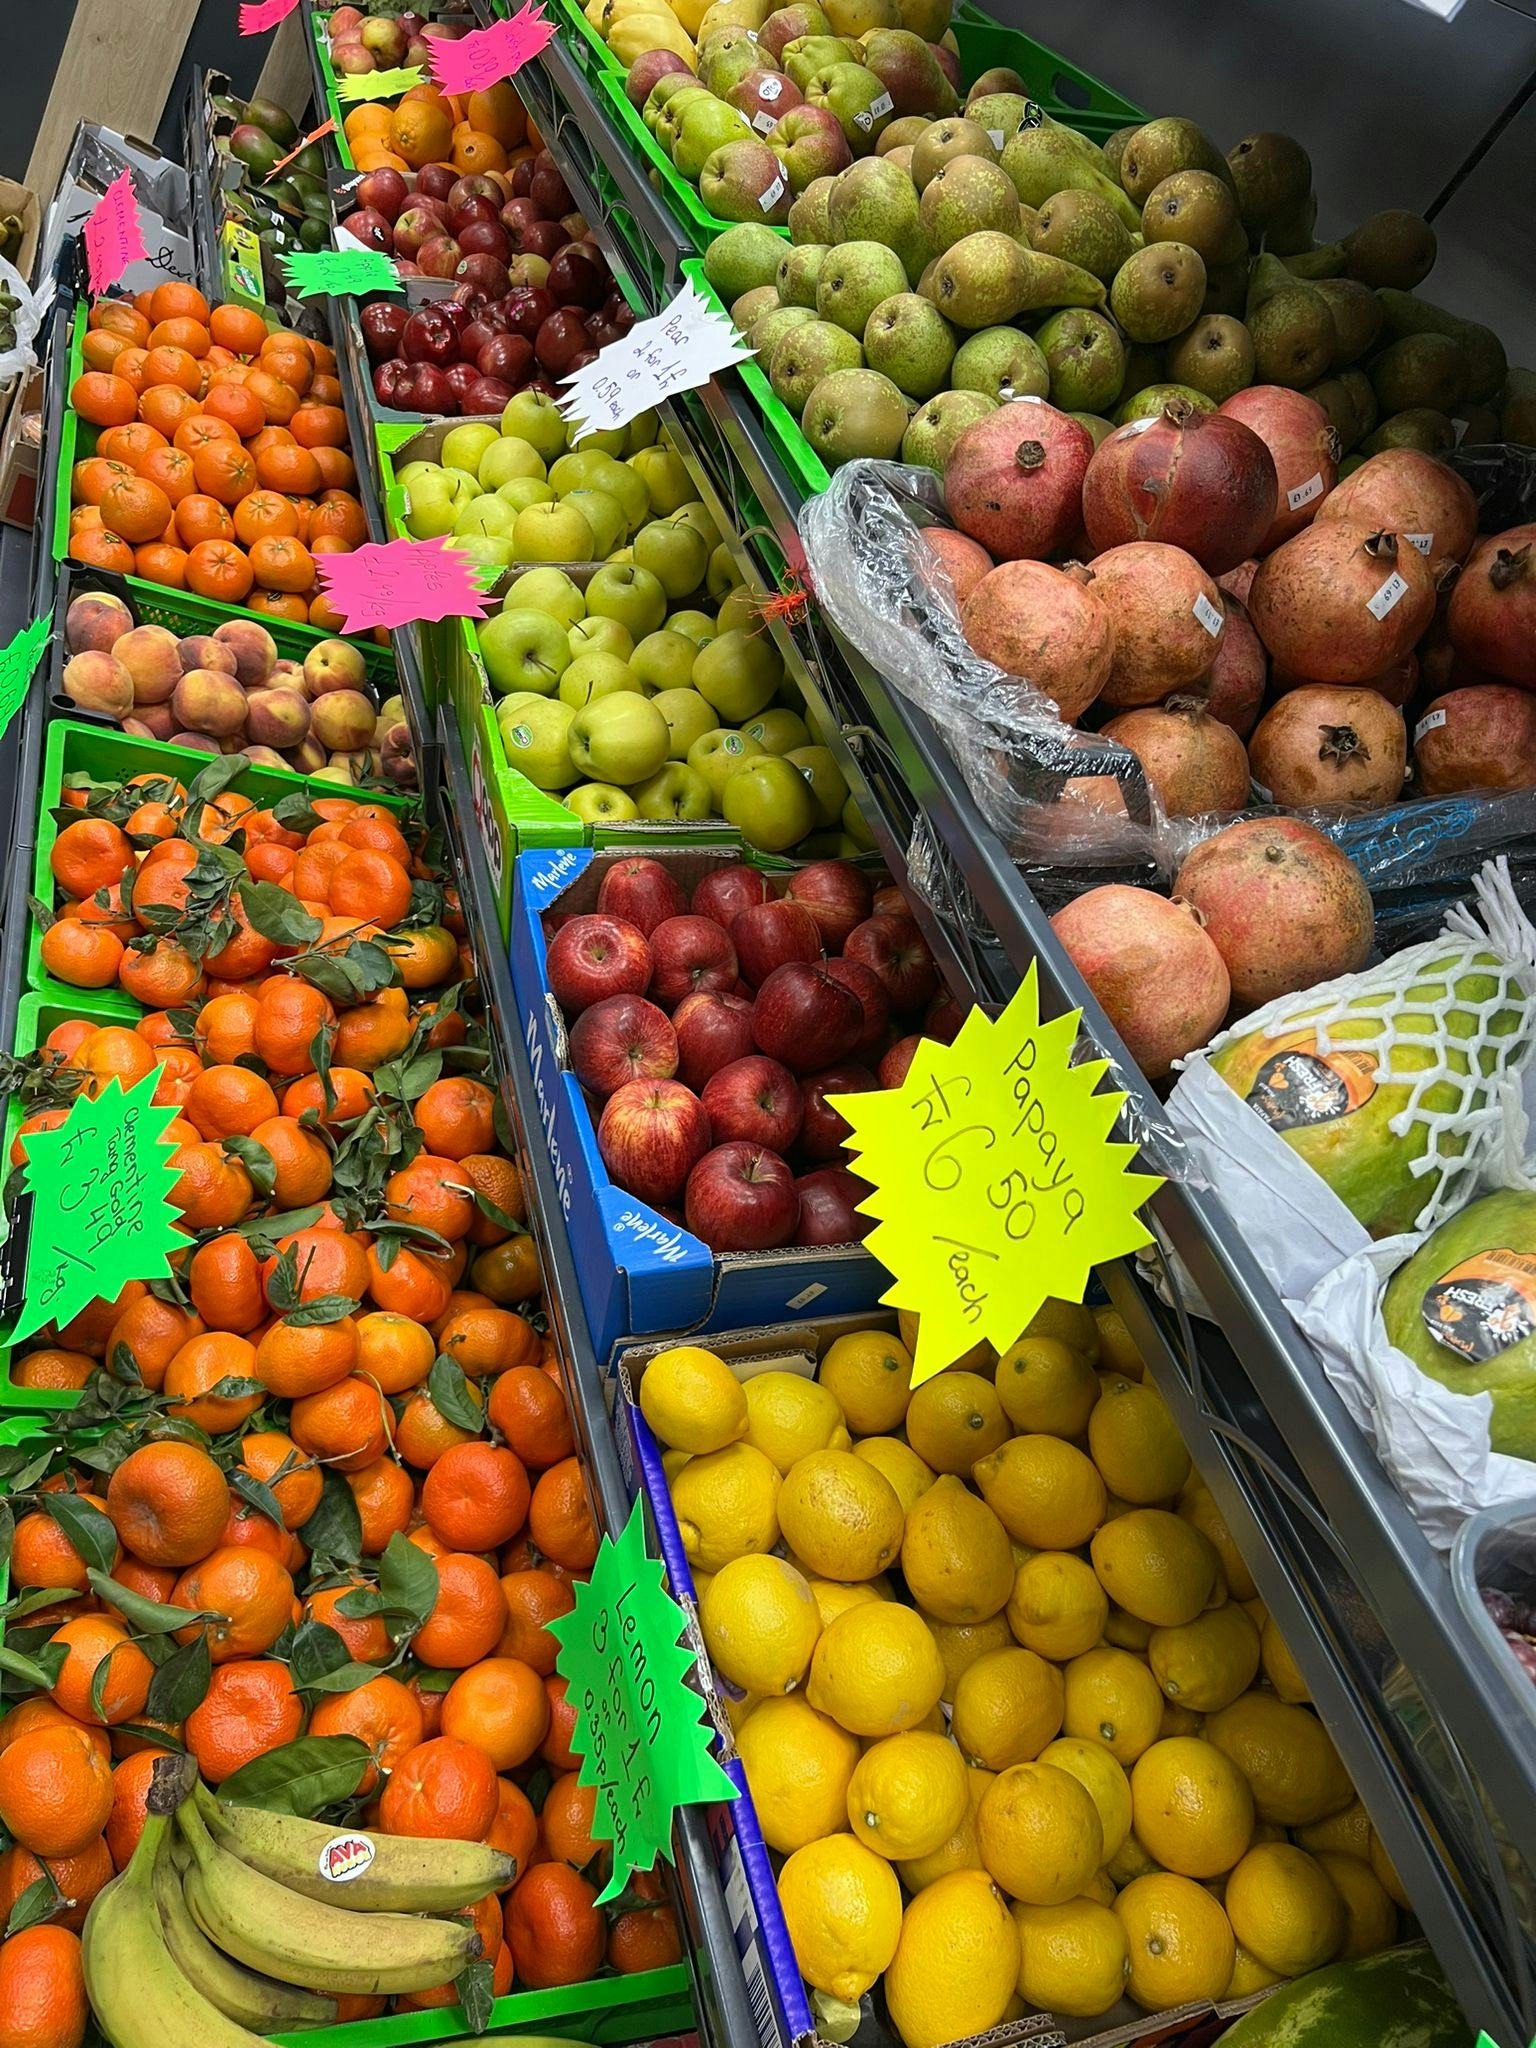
1367,571 -> 1409,619
987,127 -> 1005,147
758,172 -> 786,212
1414,707 -> 1448,741
758,74 -> 783,99
1286,471 -> 1325,512
1193,592 -> 1224,637
786,1282 -> 827,1310
1251,778 -> 1274,804
1405,532 -> 1434,555
753,110 -> 776,132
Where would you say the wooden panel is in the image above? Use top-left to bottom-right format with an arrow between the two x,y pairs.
256,11 -> 316,123
25,0 -> 201,202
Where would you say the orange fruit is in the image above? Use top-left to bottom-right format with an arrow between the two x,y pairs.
71,373 -> 137,427
105,1442 -> 230,1567
254,1315 -> 359,1400
366,1244 -> 455,1325
486,1365 -> 573,1469
118,938 -> 207,1009
163,1332 -> 262,1433
410,1553 -> 506,1670
50,818 -> 134,898
440,1657 -> 548,1771
9,1349 -> 98,1393
304,1581 -> 392,1666
0,1834 -> 113,1932
188,1232 -> 266,1333
395,1381 -> 483,1471
210,303 -> 267,354
439,1307 -> 540,1382
503,1862 -> 605,1989
608,1906 -> 683,1974
97,475 -> 172,545
345,1459 -> 416,1555
384,1156 -> 475,1243
104,1752 -> 158,1871
421,1442 -> 530,1552
47,1619 -> 153,1729
378,1737 -> 499,1841
330,849 -> 412,928
527,1459 -> 599,1572
104,1297 -> 203,1394
10,1500 -> 119,1593
184,1065 -> 279,1144
185,1661 -> 303,1782
496,1570 -> 575,1677
238,1431 -> 323,1531
290,1373 -> 393,1472
168,1140 -> 254,1231
0,1924 -> 89,2048
541,1675 -> 580,1772
469,1234 -> 542,1306
540,1771 -> 598,1870
262,1227 -> 369,1309
254,979 -> 336,1077
309,1675 -> 423,1796
172,1548 -> 295,1664
250,536 -> 316,594
247,1115 -> 332,1207
149,282 -> 211,324
353,1313 -> 434,1396
333,990 -> 414,1072
281,1067 -> 375,1127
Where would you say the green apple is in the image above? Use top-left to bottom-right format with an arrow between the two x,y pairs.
629,445 -> 693,515
723,753 -> 816,852
788,743 -> 847,827
564,488 -> 627,560
447,533 -> 516,576
633,519 -> 709,600
568,693 -> 671,784
585,564 -> 668,641
402,468 -> 478,539
633,762 -> 713,821
653,687 -> 717,759
479,607 -> 571,697
842,791 -> 878,850
558,452 -> 648,532
498,697 -> 576,790
687,726 -> 766,804
513,501 -> 596,563
506,568 -> 585,628
397,460 -> 439,491
716,587 -> 756,634
693,628 -> 783,722
559,651 -> 640,709
625,410 -> 660,453
568,616 -> 633,661
608,545 -> 634,565
496,478 -> 555,513
441,421 -> 501,474
453,493 -> 518,538
480,436 -> 547,489
707,541 -> 743,600
745,706 -> 811,754
565,782 -> 639,824
573,423 -> 628,456
669,500 -> 721,548
667,609 -> 717,648
501,392 -> 567,461
632,629 -> 698,694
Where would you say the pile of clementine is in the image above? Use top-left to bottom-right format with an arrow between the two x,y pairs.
70,281 -> 370,628
341,76 -> 532,177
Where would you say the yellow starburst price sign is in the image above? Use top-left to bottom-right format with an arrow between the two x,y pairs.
833,964 -> 1163,1385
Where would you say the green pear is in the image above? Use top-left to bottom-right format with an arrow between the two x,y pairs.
924,230 -> 1103,328
1030,188 -> 1134,281
901,387 -> 996,470
950,327 -> 1047,401
863,292 -> 956,398
777,243 -> 828,307
919,153 -> 1021,252
769,319 -> 865,414
1000,127 -> 1140,231
816,241 -> 909,335
706,219 -> 794,301
801,366 -> 910,462
910,116 -> 998,189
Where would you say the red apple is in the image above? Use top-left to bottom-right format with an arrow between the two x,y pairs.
731,898 -> 822,987
530,154 -> 573,216
597,857 -> 688,937
794,1165 -> 872,1246
402,306 -> 458,364
477,333 -> 535,385
597,1079 -> 712,1206
751,962 -> 863,1073
878,1035 -> 921,1089
923,992 -> 967,1044
418,163 -> 458,202
403,362 -> 455,413
374,360 -> 413,407
692,864 -> 771,928
548,244 -> 607,310
701,1055 -> 802,1154
568,994 -> 678,1098
443,361 -> 483,407
463,374 -> 515,412
344,207 -> 393,252
823,956 -> 890,1057
786,860 -> 873,951
798,1062 -> 875,1163
649,915 -> 738,1007
844,914 -> 937,1013
520,220 -> 568,263
684,1142 -> 799,1251
449,173 -> 503,211
545,913 -> 652,1015
535,309 -> 590,376
456,252 -> 511,296
503,288 -> 557,340
673,990 -> 756,1090
419,237 -> 463,281
360,301 -> 409,363
459,220 -> 513,263
872,883 -> 906,917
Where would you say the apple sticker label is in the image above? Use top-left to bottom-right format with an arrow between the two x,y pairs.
759,173 -> 786,212
759,75 -> 783,100
753,111 -> 776,133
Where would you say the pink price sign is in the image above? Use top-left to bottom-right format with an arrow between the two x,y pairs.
427,4 -> 556,94
316,538 -> 492,635
239,0 -> 301,31
83,170 -> 147,295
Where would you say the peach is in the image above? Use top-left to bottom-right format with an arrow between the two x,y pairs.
271,657 -> 306,688
132,702 -> 177,740
177,633 -> 238,677
285,737 -> 327,774
171,669 -> 248,739
212,619 -> 277,688
246,687 -> 312,751
170,730 -> 221,754
62,649 -> 133,717
311,689 -> 377,753
242,746 -> 289,770
114,624 -> 183,706
303,639 -> 368,698
65,591 -> 134,654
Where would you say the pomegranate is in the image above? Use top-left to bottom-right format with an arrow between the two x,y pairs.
943,403 -> 1096,562
1446,524 -> 1536,687
1272,650 -> 1419,708
1050,886 -> 1230,1078
1248,685 -> 1408,809
1082,400 -> 1278,575
1090,542 -> 1227,708
1219,386 -> 1339,552
1413,684 -> 1536,793
1189,595 -> 1266,738
922,527 -> 992,605
1173,817 -> 1374,1006
962,560 -> 1116,723
1318,448 -> 1478,572
1247,523 -> 1435,684
1101,701 -> 1251,817
1219,559 -> 1260,606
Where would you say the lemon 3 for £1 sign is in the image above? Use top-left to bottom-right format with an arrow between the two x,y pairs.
833,964 -> 1163,1386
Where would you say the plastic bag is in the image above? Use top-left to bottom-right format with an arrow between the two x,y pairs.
0,256 -> 50,391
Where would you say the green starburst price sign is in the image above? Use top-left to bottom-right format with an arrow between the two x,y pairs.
549,1502 -> 735,1901
833,963 -> 1164,1386
9,1071 -> 186,1343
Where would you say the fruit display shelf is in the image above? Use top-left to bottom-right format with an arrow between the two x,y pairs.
591,69 -> 788,263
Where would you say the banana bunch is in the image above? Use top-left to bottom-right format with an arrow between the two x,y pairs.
82,1762 -> 516,2048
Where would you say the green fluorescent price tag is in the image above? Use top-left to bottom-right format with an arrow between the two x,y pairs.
0,614 -> 51,744
548,1501 -> 736,1901
334,65 -> 425,101
280,248 -> 402,298
10,1072 -> 186,1344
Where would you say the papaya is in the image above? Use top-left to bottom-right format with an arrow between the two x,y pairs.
1216,1944 -> 1463,2048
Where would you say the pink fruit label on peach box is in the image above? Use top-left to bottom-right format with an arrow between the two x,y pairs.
317,538 -> 492,635
427,4 -> 556,94
83,170 -> 146,295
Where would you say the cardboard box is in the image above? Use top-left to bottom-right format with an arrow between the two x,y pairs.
0,178 -> 40,285
509,844 -> 886,1357
38,124 -> 194,298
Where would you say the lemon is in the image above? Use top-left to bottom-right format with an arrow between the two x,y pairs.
1081,1867 -> 1117,1906
903,1371 -> 1010,1475
806,1601 -> 946,1737
1177,1482 -> 1257,1602
884,1870 -> 1017,2048
977,1761 -> 1102,1904
1062,1647 -> 1164,1765
671,1443 -> 781,1573
808,1579 -> 883,1628
1007,1552 -> 1109,1662
1315,1850 -> 1397,1960
743,1371 -> 849,1472
699,1555 -> 821,1697
1224,1843 -> 1346,1976
1296,1798 -> 1371,1860
1093,1304 -> 1144,1380
898,1766 -> 991,1892
722,1691 -> 757,1734
1203,1692 -> 1353,1827
661,1449 -> 691,1484
847,1731 -> 971,1860
900,1476 -> 1014,1625
1088,1382 -> 1191,1504
1038,1736 -> 1132,1862
951,1647 -> 1064,1769
922,1612 -> 1013,1702
994,1337 -> 1099,1438
853,1436 -> 935,1515
1369,1829 -> 1410,1909
777,1835 -> 901,2001
820,1329 -> 914,1435
972,1436 -> 1107,1550
1158,1700 -> 1203,1738
1024,1297 -> 1100,1362
778,1450 -> 904,1581
1115,1873 -> 1235,2012
734,1695 -> 859,1854
1105,1832 -> 1159,1886
1090,1510 -> 1220,1627
1225,1945 -> 1282,1997
1148,1603 -> 1259,1713
1104,1604 -> 1154,1652
1012,1899 -> 1129,2018
1260,1616 -> 1311,1703
639,1345 -> 748,1453
1129,1737 -> 1255,1878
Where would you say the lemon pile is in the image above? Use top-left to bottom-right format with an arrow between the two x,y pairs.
638,1307 -> 1406,2048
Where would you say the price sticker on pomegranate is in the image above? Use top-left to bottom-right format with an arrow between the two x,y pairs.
831,964 -> 1163,1385
557,281 -> 755,443
1367,571 -> 1410,620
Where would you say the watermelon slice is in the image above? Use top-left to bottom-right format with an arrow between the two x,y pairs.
1217,1944 -> 1464,2048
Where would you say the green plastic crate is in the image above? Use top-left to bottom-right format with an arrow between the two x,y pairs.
593,70 -> 791,259
952,4 -> 1146,130
681,259 -> 830,500
312,10 -> 359,171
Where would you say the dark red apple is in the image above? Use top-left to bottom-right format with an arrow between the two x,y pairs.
356,167 -> 408,222
374,359 -> 413,406
872,883 -> 907,918
548,245 -> 607,310
597,857 -> 688,937
502,288 -> 557,340
649,916 -> 738,1007
344,208 -> 393,252
844,914 -> 937,1013
684,1142 -> 799,1251
598,1079 -> 712,1206
520,220 -> 568,263
731,899 -> 822,987
535,310 -> 589,376
451,196 -> 503,233
404,362 -> 455,413
443,362 -> 483,407
823,956 -> 890,1057
477,333 -> 536,385
360,301 -> 409,363
673,990 -> 756,1091
701,1055 -> 802,1154
794,1165 -> 872,1245
456,253 -> 510,296
570,994 -> 679,1099
751,962 -> 863,1073
923,992 -> 967,1044
418,237 -> 462,280
546,913 -> 653,1015
798,1062 -> 875,1162
418,162 -> 458,202
530,154 -> 573,216
692,865 -> 771,928
463,374 -> 515,412
787,861 -> 873,951
459,220 -> 512,264
501,198 -> 543,236
511,159 -> 537,197
448,173 -> 503,211
878,1034 -> 920,1088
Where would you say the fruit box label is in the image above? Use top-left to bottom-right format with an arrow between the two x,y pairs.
1421,1249 -> 1536,1363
